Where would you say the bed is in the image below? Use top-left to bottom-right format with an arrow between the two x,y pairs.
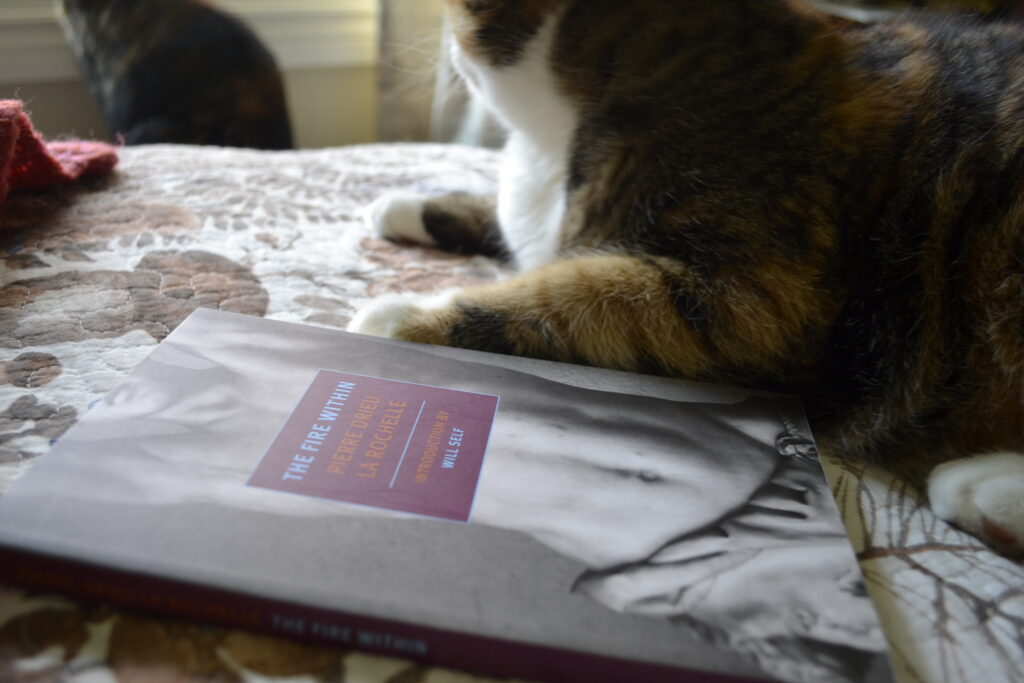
0,142 -> 1021,683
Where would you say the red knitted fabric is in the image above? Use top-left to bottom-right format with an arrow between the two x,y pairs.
0,100 -> 118,204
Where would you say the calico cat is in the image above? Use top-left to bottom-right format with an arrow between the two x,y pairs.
57,0 -> 293,149
834,0 -> 1013,13
349,0 -> 1024,556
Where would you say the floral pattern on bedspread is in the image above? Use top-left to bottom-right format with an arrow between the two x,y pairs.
0,143 -> 1020,683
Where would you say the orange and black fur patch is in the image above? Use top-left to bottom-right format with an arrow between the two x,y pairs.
387,0 -> 1024,482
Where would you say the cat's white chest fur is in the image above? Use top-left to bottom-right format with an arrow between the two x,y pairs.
363,14 -> 576,271
454,15 -> 577,270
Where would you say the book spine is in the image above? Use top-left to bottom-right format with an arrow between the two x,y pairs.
0,545 -> 757,683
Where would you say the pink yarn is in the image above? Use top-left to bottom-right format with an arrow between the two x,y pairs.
0,100 -> 118,203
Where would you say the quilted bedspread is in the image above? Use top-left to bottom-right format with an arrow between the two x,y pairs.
0,143 -> 1021,683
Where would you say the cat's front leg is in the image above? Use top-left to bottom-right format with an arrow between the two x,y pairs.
347,288 -> 463,341
928,452 -> 1024,556
349,252 -> 806,378
365,191 -> 506,259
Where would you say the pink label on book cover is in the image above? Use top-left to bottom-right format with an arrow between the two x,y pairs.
248,370 -> 499,522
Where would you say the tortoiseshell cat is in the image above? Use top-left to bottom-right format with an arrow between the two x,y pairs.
350,0 -> 1024,555
57,0 -> 293,149
832,0 -> 1015,14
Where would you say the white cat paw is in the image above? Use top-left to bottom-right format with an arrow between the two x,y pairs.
364,192 -> 437,246
347,290 -> 457,338
928,452 -> 1024,556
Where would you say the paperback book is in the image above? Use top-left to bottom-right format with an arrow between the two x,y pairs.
0,309 -> 892,683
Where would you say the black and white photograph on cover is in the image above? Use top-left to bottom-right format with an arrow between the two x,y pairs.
0,310 -> 893,683
467,380 -> 892,683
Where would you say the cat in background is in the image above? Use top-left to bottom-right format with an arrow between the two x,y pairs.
57,0 -> 293,149
349,0 -> 1024,556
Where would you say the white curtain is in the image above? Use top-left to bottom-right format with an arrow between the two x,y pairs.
377,0 -> 503,146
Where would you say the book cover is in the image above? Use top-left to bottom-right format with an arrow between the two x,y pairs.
0,309 -> 892,683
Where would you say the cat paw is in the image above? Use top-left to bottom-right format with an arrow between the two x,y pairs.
347,290 -> 456,339
364,192 -> 437,247
928,452 -> 1024,556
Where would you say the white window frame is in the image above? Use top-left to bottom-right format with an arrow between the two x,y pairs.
0,0 -> 379,86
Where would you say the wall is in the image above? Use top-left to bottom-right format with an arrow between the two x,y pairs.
1,79 -> 108,141
0,0 -> 379,149
285,66 -> 378,149
0,68 -> 377,149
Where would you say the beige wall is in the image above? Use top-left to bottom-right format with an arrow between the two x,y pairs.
0,67 -> 378,149
0,80 -> 108,141
286,66 -> 378,149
